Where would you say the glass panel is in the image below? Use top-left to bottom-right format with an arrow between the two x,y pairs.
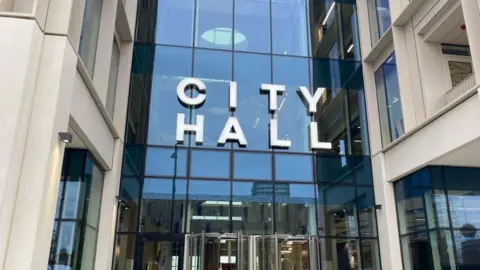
141,179 -> 187,233
357,187 -> 377,237
61,176 -> 88,219
275,154 -> 313,182
275,184 -> 316,234
145,147 -> 188,177
401,233 -> 434,270
272,56 -> 310,152
394,170 -> 432,234
233,152 -> 272,180
430,230 -> 456,270
142,241 -> 182,270
316,154 -> 353,183
452,229 -> 480,268
84,163 -> 104,228
195,0 -> 234,50
187,180 -> 231,233
375,0 -> 391,39
448,61 -> 473,87
193,49 -> 232,147
317,185 -> 357,236
271,0 -> 308,56
383,53 -> 404,142
78,0 -> 103,75
359,240 -> 381,270
52,221 -> 82,269
113,234 -> 136,270
233,52 -> 271,151
117,177 -> 140,232
190,150 -> 230,178
147,46 -> 192,146
278,237 -> 310,270
155,0 -> 194,46
80,226 -> 98,270
232,182 -> 273,234
318,238 -> 358,270
234,0 -> 270,53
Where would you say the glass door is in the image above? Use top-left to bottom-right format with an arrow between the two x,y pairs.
136,235 -> 184,270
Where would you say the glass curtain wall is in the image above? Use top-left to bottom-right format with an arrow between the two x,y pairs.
116,0 -> 380,269
395,166 -> 480,270
48,149 -> 105,270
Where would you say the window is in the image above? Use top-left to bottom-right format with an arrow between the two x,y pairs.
106,38 -> 121,117
49,150 -> 104,269
78,0 -> 103,75
368,0 -> 391,44
375,53 -> 404,145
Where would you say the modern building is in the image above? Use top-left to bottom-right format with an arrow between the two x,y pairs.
0,0 -> 480,269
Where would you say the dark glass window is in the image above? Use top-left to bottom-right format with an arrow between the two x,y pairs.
113,234 -> 136,270
140,178 -> 187,233
234,0 -> 270,53
271,0 -> 309,56
400,233 -> 434,270
155,0 -> 194,46
275,154 -> 313,182
233,52 -> 271,151
272,56 -> 310,152
145,147 -> 187,177
232,181 -> 273,234
233,152 -> 272,180
275,183 -> 316,234
195,0 -> 234,50
147,46 -> 192,146
187,180 -> 231,233
190,150 -> 230,179
357,187 -> 377,237
117,177 -> 140,232
317,185 -> 357,236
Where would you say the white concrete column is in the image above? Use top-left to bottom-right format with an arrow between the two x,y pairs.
94,139 -> 124,269
0,17 -> 43,270
371,153 -> 402,270
460,0 -> 480,84
3,35 -> 77,270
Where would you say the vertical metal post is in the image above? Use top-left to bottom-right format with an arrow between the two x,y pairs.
183,234 -> 190,270
200,232 -> 205,270
274,233 -> 279,270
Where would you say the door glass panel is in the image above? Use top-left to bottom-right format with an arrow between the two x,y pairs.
142,241 -> 182,270
278,237 -> 310,270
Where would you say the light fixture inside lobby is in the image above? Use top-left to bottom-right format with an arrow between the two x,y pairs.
201,28 -> 247,46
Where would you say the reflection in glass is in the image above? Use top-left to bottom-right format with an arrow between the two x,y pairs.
272,56 -> 310,152
187,180 -> 231,233
234,0 -> 270,53
401,233 -> 434,270
232,182 -> 273,234
318,185 -> 357,236
145,147 -> 187,177
155,0 -> 194,46
275,184 -> 316,234
357,187 -> 377,237
53,221 -> 82,269
233,52 -> 271,150
195,0 -> 233,50
375,0 -> 391,39
234,152 -> 271,180
360,240 -> 381,270
117,177 -> 140,232
190,150 -> 230,178
113,234 -> 136,270
275,154 -> 313,182
316,154 -> 353,183
193,49 -> 232,147
319,238 -> 359,270
147,46 -> 192,146
141,179 -> 187,233
271,0 -> 308,56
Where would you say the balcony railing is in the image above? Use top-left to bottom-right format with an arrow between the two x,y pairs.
434,73 -> 476,112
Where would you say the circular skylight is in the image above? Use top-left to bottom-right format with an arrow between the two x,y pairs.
201,28 -> 247,46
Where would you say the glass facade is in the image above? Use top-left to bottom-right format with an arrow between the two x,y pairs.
375,53 -> 403,145
367,0 -> 391,44
395,166 -> 480,270
116,0 -> 380,269
48,150 -> 105,269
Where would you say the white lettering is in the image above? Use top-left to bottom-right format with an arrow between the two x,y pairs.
176,78 -> 206,106
298,86 -> 326,113
229,81 -> 237,110
176,113 -> 204,144
270,119 -> 291,148
218,117 -> 247,146
309,122 -> 332,150
261,84 -> 286,112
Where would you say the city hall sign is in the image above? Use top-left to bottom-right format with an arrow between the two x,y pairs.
175,78 -> 332,150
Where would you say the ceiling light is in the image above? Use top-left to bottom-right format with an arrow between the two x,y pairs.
58,132 -> 72,143
322,2 -> 336,26
347,44 -> 354,53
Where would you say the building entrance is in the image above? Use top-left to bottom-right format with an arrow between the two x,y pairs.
184,233 -> 320,270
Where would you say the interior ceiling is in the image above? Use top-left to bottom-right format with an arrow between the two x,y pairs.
432,137 -> 480,167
